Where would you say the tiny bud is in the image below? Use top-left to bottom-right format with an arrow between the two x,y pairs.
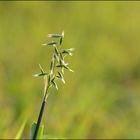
48,34 -> 62,38
47,41 -> 57,46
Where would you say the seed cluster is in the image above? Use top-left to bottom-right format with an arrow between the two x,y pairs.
34,31 -> 74,96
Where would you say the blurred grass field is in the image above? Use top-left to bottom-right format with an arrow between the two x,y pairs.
0,1 -> 140,139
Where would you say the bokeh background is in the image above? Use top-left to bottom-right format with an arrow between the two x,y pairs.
0,1 -> 140,139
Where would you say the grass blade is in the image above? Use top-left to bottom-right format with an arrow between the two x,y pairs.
31,122 -> 44,139
15,119 -> 27,139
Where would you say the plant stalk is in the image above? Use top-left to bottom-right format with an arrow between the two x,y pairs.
32,86 -> 49,140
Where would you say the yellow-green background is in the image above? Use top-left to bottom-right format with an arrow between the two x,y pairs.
0,1 -> 140,139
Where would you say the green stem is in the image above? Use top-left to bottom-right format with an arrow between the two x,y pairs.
32,86 -> 49,140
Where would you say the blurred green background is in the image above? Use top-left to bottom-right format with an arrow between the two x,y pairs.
0,1 -> 140,139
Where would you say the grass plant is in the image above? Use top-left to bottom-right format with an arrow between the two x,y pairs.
32,31 -> 74,139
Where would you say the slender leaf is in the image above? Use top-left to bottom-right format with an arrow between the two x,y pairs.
31,122 -> 44,139
15,119 -> 27,139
